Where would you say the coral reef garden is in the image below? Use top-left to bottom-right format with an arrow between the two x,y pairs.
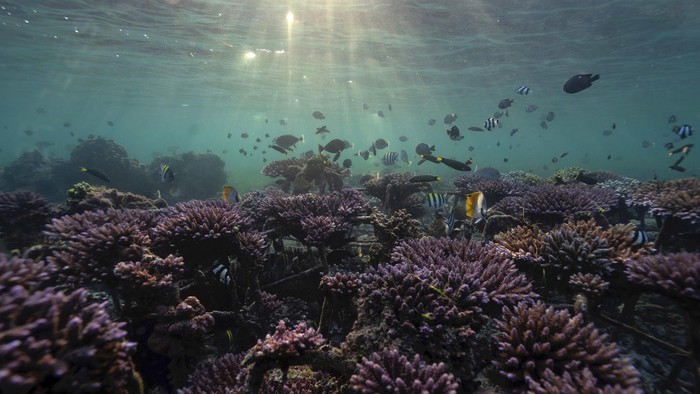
1,157 -> 700,393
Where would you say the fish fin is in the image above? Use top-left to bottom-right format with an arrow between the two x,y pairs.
300,134 -> 305,143
318,144 -> 324,153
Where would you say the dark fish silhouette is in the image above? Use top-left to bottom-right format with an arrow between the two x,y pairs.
80,167 -> 110,182
563,74 -> 599,94
428,119 -> 436,126
443,114 -> 457,124
312,111 -> 325,120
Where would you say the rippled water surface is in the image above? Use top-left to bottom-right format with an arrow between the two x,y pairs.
1,0 -> 699,189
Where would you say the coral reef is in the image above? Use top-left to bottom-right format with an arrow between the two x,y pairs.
319,272 -> 362,297
628,178 -> 700,223
148,151 -> 228,202
150,200 -> 252,266
0,190 -> 53,250
349,349 -> 459,393
569,273 -> 609,297
493,185 -> 619,226
625,252 -> 700,304
148,296 -> 215,388
493,301 -> 640,391
362,172 -> 431,214
502,170 -> 548,186
453,174 -> 530,204
65,185 -> 164,213
348,238 -> 536,384
0,287 -> 139,393
178,352 -> 246,394
493,225 -> 545,264
261,155 -> 349,194
0,253 -> 58,290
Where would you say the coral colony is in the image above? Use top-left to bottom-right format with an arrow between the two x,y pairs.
2,143 -> 700,393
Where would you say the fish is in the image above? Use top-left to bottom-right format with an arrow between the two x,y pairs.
23,129 -> 34,136
318,139 -> 347,162
525,104 -> 538,113
382,151 -> 398,165
63,122 -> 71,127
630,228 -> 648,245
510,128 -> 519,136
415,143 -> 435,155
498,98 -> 514,109
672,155 -> 685,167
359,150 -> 370,160
493,110 -> 507,119
607,154 -> 611,160
409,175 -> 441,183
443,209 -> 457,235
563,73 -> 600,93
227,133 -> 232,139
399,136 -> 408,142
265,133 -> 270,138
560,152 -> 568,158
312,111 -> 325,120
241,132 -> 249,138
503,158 -> 509,163
546,111 -> 555,122
496,141 -> 501,147
668,143 -> 693,156
612,122 -> 616,130
669,164 -> 686,172
70,132 -> 75,137
428,119 -> 437,126
363,103 -> 369,110
468,127 -> 485,132
551,157 -> 558,163
483,117 -> 499,131
374,138 -> 389,149
211,263 -> 232,285
223,185 -> 239,203
515,85 -> 531,95
419,154 -> 441,164
316,125 -> 330,135
447,125 -> 464,141
474,166 -> 501,180
540,121 -> 548,130
603,129 -> 613,136
465,191 -> 486,220
342,159 -> 352,168
269,145 -> 288,155
80,167 -> 110,182
160,164 -> 175,183
388,104 -> 392,111
423,192 -> 446,209
668,115 -> 677,123
369,143 -> 377,156
279,118 -> 288,125
574,171 -> 598,185
437,157 -> 472,171
255,138 -> 261,143
107,121 -> 114,127
377,110 -> 385,118
265,118 -> 268,123
444,113 -> 458,124
274,134 -> 304,148
399,149 -> 411,165
468,146 -> 474,151
664,142 -> 674,150
673,124 -> 693,139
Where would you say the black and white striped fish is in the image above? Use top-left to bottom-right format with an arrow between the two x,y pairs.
483,117 -> 500,131
423,192 -> 446,209
673,124 -> 693,139
382,151 -> 398,165
630,228 -> 649,245
515,85 -> 531,95
211,263 -> 232,285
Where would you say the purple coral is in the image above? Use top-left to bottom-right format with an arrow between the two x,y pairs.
362,172 -> 431,213
242,320 -> 325,365
319,272 -> 362,297
0,254 -> 58,290
179,352 -> 246,394
453,174 -> 530,204
625,252 -> 700,303
349,349 -> 459,394
148,296 -> 215,357
0,190 -> 52,249
493,301 -> 640,391
628,178 -> 700,223
0,287 -> 138,393
151,200 -> 252,264
505,185 -> 619,224
569,273 -> 609,297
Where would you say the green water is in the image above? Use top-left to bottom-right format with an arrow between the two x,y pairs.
1,0 -> 698,193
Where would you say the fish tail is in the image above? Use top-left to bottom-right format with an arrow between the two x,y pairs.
318,144 -> 324,153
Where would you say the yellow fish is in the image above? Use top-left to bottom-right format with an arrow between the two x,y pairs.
222,185 -> 238,203
465,191 -> 486,220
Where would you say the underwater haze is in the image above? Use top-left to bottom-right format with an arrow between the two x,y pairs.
1,0 -> 699,192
